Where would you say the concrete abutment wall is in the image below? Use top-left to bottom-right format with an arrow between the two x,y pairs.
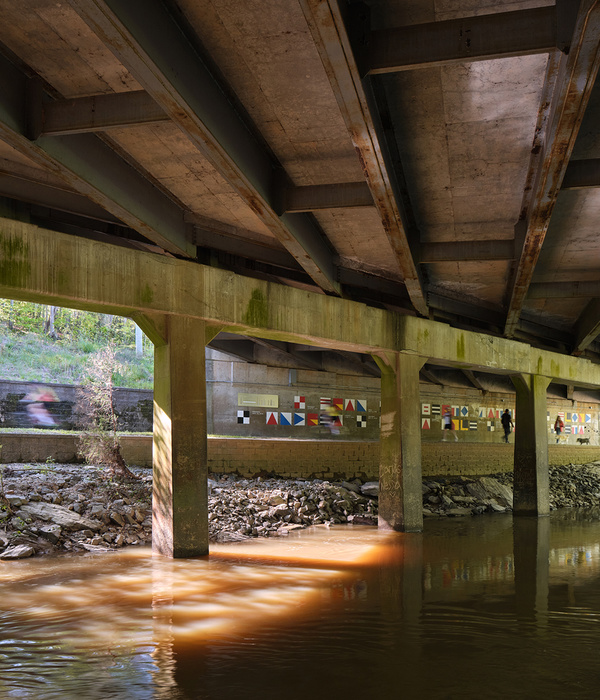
2,433 -> 599,480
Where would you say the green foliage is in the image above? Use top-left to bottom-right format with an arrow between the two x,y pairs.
0,300 -> 153,389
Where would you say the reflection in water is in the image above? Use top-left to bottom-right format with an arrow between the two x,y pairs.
1,515 -> 600,698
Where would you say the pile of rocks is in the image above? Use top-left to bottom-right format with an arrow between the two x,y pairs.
0,464 -> 152,559
493,463 -> 600,510
3,461 -> 600,559
207,475 -> 379,542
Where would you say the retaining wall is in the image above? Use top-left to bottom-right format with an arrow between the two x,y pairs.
2,433 -> 599,480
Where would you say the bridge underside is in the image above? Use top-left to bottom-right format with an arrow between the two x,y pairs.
1,0 -> 600,555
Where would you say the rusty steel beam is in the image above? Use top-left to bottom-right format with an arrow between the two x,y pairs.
561,157 -> 600,188
504,0 -> 600,337
39,90 -> 169,136
284,182 -> 373,212
70,0 -> 340,296
0,52 -> 194,257
528,281 -> 600,298
420,240 -> 514,263
368,6 -> 557,75
299,0 -> 428,317
574,298 -> 600,354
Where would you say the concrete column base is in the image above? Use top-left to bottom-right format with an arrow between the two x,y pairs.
375,352 -> 426,532
511,373 -> 552,516
151,315 -> 209,558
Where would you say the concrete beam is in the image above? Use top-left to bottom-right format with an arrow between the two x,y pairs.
368,6 -> 556,75
0,171 -> 120,224
574,298 -> 600,354
462,369 -> 486,392
40,91 -> 169,136
4,217 -> 600,387
528,281 -> 600,298
70,0 -> 340,296
284,182 -> 373,212
420,367 -> 443,386
299,0 -> 428,316
0,52 -> 194,258
505,0 -> 600,336
421,240 -> 514,263
561,157 -> 600,189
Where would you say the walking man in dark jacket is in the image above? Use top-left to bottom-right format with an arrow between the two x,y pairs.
501,409 -> 513,443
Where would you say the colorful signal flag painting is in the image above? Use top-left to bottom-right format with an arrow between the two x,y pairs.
294,413 -> 305,426
357,415 -> 367,428
422,418 -> 430,429
307,413 -> 319,426
333,398 -> 344,412
280,412 -> 292,426
320,398 -> 331,409
422,404 -> 431,416
237,410 -> 250,425
266,412 -> 278,425
345,399 -> 355,411
431,404 -> 440,415
356,399 -> 367,412
294,396 -> 305,410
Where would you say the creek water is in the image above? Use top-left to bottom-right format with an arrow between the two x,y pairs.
1,511 -> 600,699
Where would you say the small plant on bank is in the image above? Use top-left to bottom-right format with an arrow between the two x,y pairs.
76,345 -> 137,480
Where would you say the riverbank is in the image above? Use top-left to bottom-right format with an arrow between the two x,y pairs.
2,461 -> 600,559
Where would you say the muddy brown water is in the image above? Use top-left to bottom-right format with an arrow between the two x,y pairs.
1,511 -> 600,699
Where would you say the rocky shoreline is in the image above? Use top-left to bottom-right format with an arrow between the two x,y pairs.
2,461 -> 600,559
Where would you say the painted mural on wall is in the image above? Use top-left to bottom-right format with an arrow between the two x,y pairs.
236,393 -> 373,435
420,401 -> 598,443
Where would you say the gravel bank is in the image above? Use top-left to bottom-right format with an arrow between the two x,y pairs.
2,461 -> 600,559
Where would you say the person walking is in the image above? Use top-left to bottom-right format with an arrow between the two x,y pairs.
442,408 -> 458,441
554,415 -> 564,443
501,409 -> 514,443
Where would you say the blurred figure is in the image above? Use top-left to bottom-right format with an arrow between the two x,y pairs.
442,408 -> 458,441
23,386 -> 59,427
321,405 -> 341,435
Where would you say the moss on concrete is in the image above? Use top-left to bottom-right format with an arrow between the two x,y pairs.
0,233 -> 30,288
243,289 -> 268,328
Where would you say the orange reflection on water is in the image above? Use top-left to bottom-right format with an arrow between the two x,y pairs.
1,526 -> 397,655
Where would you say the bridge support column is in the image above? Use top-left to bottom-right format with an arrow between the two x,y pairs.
141,314 -> 211,557
511,373 -> 552,516
374,352 -> 426,532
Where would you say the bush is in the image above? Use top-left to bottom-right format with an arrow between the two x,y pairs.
76,345 -> 137,480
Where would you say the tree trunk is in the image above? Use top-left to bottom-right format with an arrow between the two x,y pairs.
44,306 -> 57,339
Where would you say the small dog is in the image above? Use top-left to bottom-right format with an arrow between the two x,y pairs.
577,437 -> 590,445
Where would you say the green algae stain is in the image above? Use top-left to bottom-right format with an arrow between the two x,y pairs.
536,355 -> 544,375
456,333 -> 465,361
243,289 -> 268,328
0,233 -> 31,288
140,283 -> 154,305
